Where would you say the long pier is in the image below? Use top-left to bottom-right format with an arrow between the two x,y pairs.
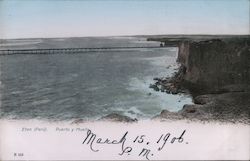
0,46 -> 170,55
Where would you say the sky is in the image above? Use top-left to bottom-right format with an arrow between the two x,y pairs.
0,0 -> 249,39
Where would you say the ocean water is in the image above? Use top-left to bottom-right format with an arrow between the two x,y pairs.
0,37 -> 192,121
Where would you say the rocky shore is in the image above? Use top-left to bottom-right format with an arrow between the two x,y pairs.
149,65 -> 187,94
151,36 -> 250,124
71,35 -> 250,124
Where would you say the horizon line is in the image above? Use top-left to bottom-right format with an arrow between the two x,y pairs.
1,34 -> 250,40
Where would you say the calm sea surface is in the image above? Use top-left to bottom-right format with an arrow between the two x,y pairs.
0,37 -> 192,121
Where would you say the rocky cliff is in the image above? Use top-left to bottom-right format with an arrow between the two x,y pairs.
178,38 -> 250,95
150,36 -> 250,123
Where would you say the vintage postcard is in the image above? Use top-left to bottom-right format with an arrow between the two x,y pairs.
0,0 -> 249,160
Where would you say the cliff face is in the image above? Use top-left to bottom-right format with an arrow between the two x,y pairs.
177,41 -> 189,65
178,38 -> 250,94
149,36 -> 250,123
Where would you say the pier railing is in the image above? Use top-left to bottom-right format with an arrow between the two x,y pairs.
0,46 -> 171,55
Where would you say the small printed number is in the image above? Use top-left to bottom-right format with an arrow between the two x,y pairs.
14,153 -> 24,157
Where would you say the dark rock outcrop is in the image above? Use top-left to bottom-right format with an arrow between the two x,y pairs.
99,113 -> 138,122
71,118 -> 86,124
150,65 -> 188,95
153,109 -> 182,120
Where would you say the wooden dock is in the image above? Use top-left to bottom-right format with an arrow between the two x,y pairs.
0,46 -> 169,55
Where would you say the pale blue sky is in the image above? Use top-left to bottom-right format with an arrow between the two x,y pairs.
0,0 -> 249,38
